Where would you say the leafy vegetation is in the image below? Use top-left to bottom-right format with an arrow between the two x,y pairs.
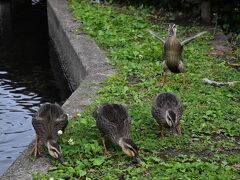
34,0 -> 240,179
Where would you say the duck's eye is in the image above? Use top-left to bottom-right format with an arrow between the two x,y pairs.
128,147 -> 134,152
51,148 -> 57,153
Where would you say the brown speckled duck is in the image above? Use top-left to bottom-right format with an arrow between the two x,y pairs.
31,103 -> 68,164
147,23 -> 207,86
93,104 -> 141,163
152,93 -> 183,138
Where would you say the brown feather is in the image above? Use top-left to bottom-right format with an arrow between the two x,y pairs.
32,103 -> 68,145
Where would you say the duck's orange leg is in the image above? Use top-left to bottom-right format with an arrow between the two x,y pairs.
30,137 -> 41,157
159,127 -> 165,139
160,61 -> 167,86
101,136 -> 111,156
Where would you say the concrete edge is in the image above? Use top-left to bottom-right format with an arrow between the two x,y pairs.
0,0 -> 114,179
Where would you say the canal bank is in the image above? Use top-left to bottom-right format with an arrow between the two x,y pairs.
0,0 -> 114,179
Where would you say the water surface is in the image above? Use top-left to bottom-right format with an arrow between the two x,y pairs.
0,0 -> 71,175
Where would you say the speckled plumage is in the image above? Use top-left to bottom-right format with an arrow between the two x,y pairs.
148,24 -> 207,86
164,36 -> 185,74
152,93 -> 183,136
32,103 -> 68,145
93,104 -> 141,162
93,104 -> 131,144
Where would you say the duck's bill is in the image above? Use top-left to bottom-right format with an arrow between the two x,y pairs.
134,156 -> 142,164
58,155 -> 67,165
170,126 -> 178,136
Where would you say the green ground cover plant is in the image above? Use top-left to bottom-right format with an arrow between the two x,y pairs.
35,0 -> 240,179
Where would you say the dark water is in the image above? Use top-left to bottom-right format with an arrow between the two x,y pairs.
0,0 -> 71,176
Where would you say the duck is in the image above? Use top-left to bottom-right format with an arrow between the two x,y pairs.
93,104 -> 141,163
31,103 -> 68,164
151,93 -> 183,138
147,23 -> 207,86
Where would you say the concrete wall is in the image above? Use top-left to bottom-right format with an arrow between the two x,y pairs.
47,1 -> 86,91
0,0 -> 114,179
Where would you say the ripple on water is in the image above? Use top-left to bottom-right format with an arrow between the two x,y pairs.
0,71 -> 8,75
0,81 -> 40,175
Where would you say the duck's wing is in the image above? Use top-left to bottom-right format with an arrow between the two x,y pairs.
146,29 -> 166,44
110,104 -> 131,137
119,116 -> 131,137
151,106 -> 164,123
176,99 -> 184,118
32,112 -> 48,140
96,114 -> 119,141
95,104 -> 131,139
181,31 -> 207,46
54,114 -> 68,133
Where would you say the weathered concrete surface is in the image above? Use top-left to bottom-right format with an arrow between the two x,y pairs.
0,0 -> 114,179
47,0 -> 113,91
0,143 -> 51,180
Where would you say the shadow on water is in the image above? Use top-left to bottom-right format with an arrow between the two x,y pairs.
0,0 -> 71,175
